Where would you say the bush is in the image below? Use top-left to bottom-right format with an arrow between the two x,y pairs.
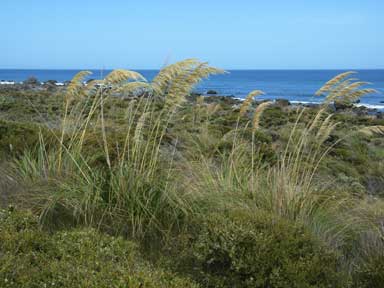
0,208 -> 199,288
262,106 -> 288,127
351,232 -> 384,288
353,254 -> 384,288
172,209 -> 346,288
0,120 -> 44,158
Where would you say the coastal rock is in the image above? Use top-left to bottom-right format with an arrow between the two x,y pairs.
326,103 -> 336,112
352,105 -> 370,116
191,92 -> 202,97
232,104 -> 241,110
366,176 -> 384,196
23,76 -> 40,87
334,100 -> 353,111
206,90 -> 218,95
274,99 -> 290,107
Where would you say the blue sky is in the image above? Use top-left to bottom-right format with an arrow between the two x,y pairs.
1,0 -> 383,69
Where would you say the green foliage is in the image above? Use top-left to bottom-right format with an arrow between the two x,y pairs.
0,120 -> 47,158
261,106 -> 289,127
349,230 -> 384,288
323,130 -> 384,196
353,252 -> 384,287
0,208 -> 199,288
0,95 -> 16,110
0,90 -> 62,123
172,209 -> 346,288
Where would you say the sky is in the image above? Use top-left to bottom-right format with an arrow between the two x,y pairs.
0,0 -> 383,69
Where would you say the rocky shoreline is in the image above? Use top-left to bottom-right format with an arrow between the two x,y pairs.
1,81 -> 383,118
196,91 -> 384,118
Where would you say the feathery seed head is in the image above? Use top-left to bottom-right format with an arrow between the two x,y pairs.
252,101 -> 273,131
316,71 -> 378,105
104,69 -> 146,85
359,126 -> 384,136
66,70 -> 92,101
315,71 -> 356,96
239,90 -> 265,116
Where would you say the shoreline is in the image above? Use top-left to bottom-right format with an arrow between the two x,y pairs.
1,81 -> 384,112
225,95 -> 384,112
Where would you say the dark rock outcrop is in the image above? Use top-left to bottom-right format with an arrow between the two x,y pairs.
275,99 -> 290,107
334,100 -> 354,110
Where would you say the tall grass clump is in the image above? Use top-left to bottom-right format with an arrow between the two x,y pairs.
10,59 -> 224,239
182,94 -> 381,274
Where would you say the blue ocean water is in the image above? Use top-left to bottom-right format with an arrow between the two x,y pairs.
1,69 -> 383,108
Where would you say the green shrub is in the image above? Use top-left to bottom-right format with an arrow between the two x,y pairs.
353,254 -> 384,288
172,209 -> 346,288
351,232 -> 384,288
0,208 -> 199,288
262,106 -> 288,127
0,95 -> 16,111
0,120 -> 45,157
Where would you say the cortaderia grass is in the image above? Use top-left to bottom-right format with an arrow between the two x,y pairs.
10,59 -> 224,239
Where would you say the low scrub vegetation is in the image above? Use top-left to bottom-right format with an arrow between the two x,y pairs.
168,209 -> 347,287
0,208 -> 198,288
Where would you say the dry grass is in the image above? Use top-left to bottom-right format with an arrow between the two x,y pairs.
359,125 -> 384,136
252,101 -> 273,132
316,71 -> 378,105
239,90 -> 264,116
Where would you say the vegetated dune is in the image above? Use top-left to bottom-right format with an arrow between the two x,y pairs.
0,60 -> 383,287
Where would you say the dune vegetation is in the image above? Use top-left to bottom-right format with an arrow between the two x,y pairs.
0,59 -> 384,287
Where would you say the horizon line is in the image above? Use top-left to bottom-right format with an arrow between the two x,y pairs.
1,67 -> 384,71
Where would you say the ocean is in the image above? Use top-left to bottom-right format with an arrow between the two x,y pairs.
1,69 -> 383,109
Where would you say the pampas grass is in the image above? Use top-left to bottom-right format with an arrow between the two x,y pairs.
359,125 -> 384,136
185,105 -> 380,278
151,59 -> 224,107
239,90 -> 264,116
315,71 -> 356,96
316,71 -> 378,105
10,59 -> 223,239
252,101 -> 273,132
65,71 -> 92,101
104,69 -> 146,84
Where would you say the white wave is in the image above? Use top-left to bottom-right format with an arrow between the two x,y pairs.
354,103 -> 384,110
290,101 -> 384,110
290,100 -> 322,105
221,97 -> 384,110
